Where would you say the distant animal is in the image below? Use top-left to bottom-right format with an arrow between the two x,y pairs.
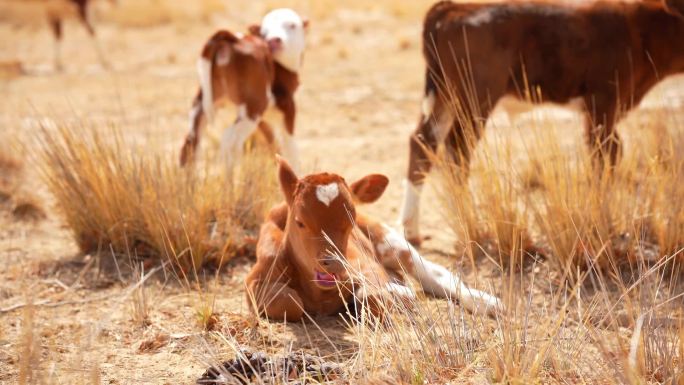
44,0 -> 114,70
180,8 -> 308,171
245,156 -> 502,321
401,0 -> 684,245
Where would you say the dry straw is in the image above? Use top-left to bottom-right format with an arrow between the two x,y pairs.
35,123 -> 277,272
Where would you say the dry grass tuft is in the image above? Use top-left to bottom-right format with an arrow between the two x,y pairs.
431,99 -> 684,274
35,124 -> 277,272
1,141 -> 46,221
0,141 -> 23,193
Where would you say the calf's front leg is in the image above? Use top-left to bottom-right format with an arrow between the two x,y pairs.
246,280 -> 304,322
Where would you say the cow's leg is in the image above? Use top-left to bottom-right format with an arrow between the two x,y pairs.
220,105 -> 260,171
76,4 -> 108,69
353,284 -> 412,320
49,17 -> 63,71
246,221 -> 304,321
443,111 -> 487,173
582,98 -> 622,171
180,90 -> 207,166
274,95 -> 300,172
400,90 -> 452,245
246,280 -> 304,321
375,224 -> 502,316
351,264 -> 415,319
273,126 -> 299,173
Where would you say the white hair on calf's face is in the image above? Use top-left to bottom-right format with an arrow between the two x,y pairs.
260,8 -> 307,72
316,183 -> 339,207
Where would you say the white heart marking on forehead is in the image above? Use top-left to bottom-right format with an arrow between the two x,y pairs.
315,183 -> 339,207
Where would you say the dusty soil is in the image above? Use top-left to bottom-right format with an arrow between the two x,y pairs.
2,1 -> 683,383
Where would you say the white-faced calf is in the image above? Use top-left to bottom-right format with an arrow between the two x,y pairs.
401,0 -> 684,245
245,157 -> 502,321
180,9 -> 308,171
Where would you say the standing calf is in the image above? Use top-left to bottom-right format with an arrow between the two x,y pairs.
180,9 -> 308,171
245,157 -> 502,321
401,0 -> 684,245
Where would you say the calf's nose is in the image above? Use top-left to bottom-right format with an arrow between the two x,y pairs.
319,256 -> 344,274
268,37 -> 283,52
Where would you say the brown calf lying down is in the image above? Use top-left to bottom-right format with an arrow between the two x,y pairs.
401,0 -> 684,244
245,157 -> 502,321
44,0 -> 112,70
180,9 -> 308,171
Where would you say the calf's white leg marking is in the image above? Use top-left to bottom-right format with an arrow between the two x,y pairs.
421,91 -> 435,124
386,282 -> 416,299
316,183 -> 339,206
188,104 -> 202,139
399,180 -> 423,240
275,129 -> 300,173
400,108 -> 451,240
381,225 -> 502,315
221,105 -> 259,169
198,57 -> 214,121
268,107 -> 300,172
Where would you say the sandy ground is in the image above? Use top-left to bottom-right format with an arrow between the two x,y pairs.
2,1 -> 684,383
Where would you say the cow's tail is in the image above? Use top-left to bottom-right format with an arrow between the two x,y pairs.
198,30 -> 238,122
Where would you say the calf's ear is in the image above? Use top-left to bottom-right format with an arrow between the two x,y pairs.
277,155 -> 298,205
350,174 -> 389,204
664,0 -> 684,18
302,18 -> 310,30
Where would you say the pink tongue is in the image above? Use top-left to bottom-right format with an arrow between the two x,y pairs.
316,272 -> 336,283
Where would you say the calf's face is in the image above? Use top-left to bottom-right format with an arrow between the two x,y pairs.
277,157 -> 388,290
258,8 -> 308,72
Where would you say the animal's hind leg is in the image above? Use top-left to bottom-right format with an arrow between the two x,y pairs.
77,4 -> 108,69
246,280 -> 304,321
220,105 -> 260,171
273,124 -> 299,173
582,98 -> 622,171
374,223 -> 502,316
400,87 -> 452,245
273,95 -> 300,172
180,90 -> 207,166
49,18 -> 63,71
443,101 -> 491,173
246,221 -> 304,321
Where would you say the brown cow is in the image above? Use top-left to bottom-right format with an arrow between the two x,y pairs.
179,9 -> 308,171
245,157 -> 502,321
45,0 -> 113,70
401,0 -> 684,245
